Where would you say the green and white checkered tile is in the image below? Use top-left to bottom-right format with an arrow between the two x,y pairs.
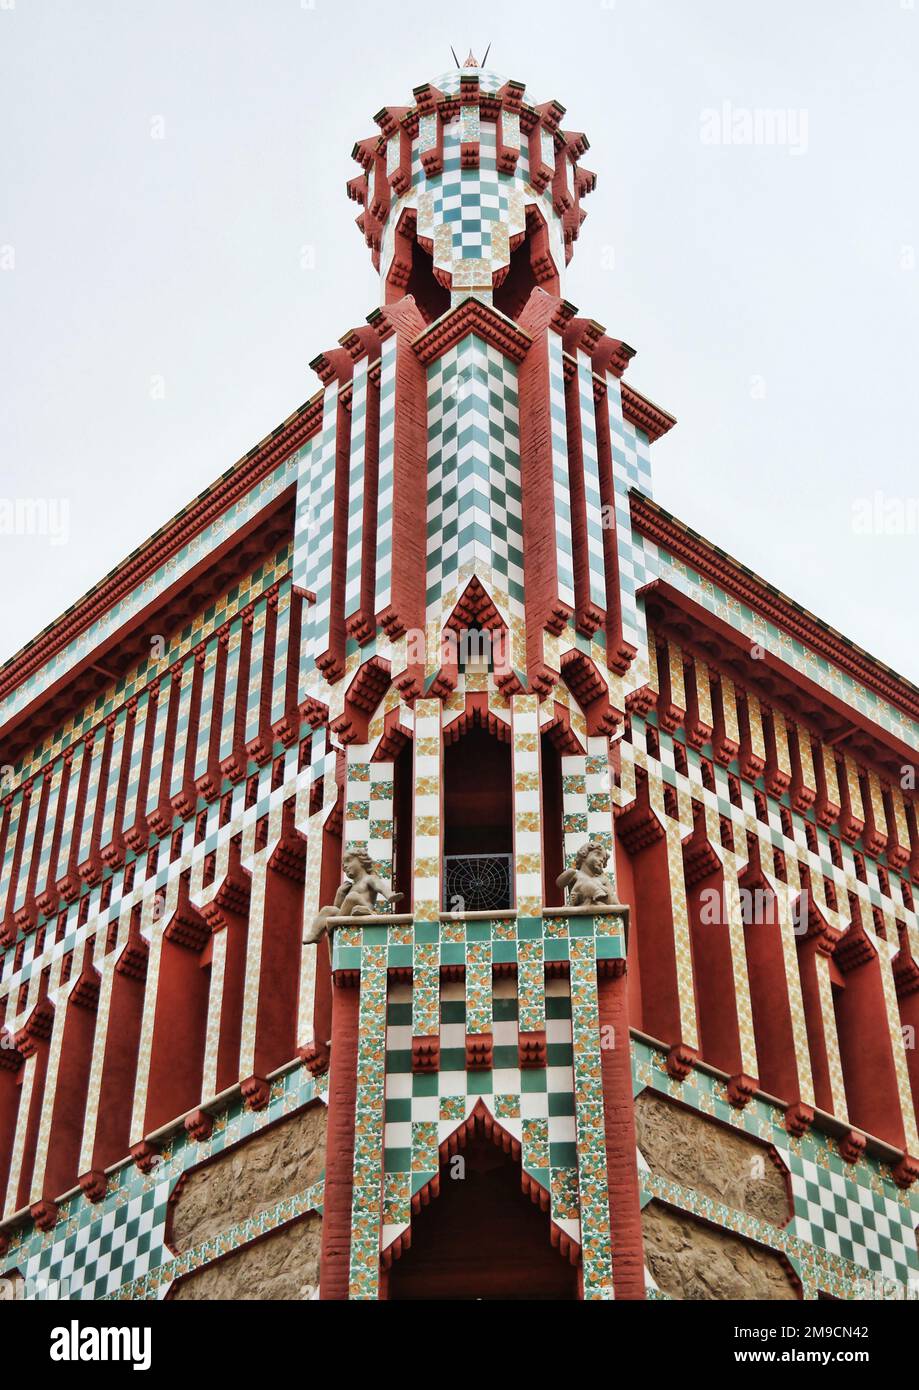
574,349 -> 606,612
787,1151 -> 919,1286
380,87 -> 566,306
633,1038 -> 919,1299
293,385 -> 337,670
1,1042 -> 324,1300
425,333 -> 523,615
548,332 -> 575,612
381,974 -> 581,1253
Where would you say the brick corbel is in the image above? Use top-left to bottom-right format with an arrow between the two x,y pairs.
130,1141 -> 161,1174
30,1200 -> 59,1233
78,1169 -> 108,1203
412,1035 -> 440,1073
184,1109 -> 214,1142
241,1074 -> 271,1111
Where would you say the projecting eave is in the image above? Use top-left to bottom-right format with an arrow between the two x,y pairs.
0,391 -> 326,719
629,489 -> 919,729
618,385 -> 676,443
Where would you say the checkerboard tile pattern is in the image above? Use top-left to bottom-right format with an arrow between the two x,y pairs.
561,739 -> 615,879
296,754 -> 339,1052
425,334 -> 523,619
633,1039 -> 919,1299
602,372 -> 656,686
1,1067 -> 323,1300
381,102 -> 567,308
343,750 -> 396,889
382,974 -> 581,1251
335,912 -> 627,1297
789,1151 -> 917,1283
574,350 -> 606,613
294,386 -> 338,672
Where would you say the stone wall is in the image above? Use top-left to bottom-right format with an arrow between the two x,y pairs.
170,1214 -> 322,1300
636,1089 -> 799,1300
167,1101 -> 326,1299
635,1090 -> 789,1224
642,1201 -> 799,1301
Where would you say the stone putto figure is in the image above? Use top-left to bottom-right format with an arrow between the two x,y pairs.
303,849 -> 404,945
556,841 -> 616,907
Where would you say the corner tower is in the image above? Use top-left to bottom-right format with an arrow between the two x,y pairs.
307,57 -> 665,1301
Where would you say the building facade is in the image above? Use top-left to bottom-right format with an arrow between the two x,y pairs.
1,57 -> 918,1302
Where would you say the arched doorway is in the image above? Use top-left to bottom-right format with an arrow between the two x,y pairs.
386,1119 -> 579,1300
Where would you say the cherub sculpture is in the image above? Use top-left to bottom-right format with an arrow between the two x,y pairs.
303,849 -> 404,945
556,841 -> 616,907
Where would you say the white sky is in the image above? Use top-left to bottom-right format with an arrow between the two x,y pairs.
1,0 -> 917,688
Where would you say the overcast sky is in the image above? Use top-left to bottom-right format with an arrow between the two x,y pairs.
1,0 -> 917,689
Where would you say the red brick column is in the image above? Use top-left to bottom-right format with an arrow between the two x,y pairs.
318,979 -> 361,1300
517,290 -> 574,681
597,967 -> 646,1299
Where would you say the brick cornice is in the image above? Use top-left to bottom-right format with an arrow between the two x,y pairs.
620,385 -> 676,442
0,392 -> 325,709
412,297 -> 532,366
630,490 -> 919,724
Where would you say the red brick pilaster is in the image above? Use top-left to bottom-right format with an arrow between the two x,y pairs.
14,771 -> 52,930
308,350 -> 356,683
172,648 -> 206,813
124,682 -> 159,853
319,978 -> 361,1300
598,968 -> 646,1299
517,290 -> 575,687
